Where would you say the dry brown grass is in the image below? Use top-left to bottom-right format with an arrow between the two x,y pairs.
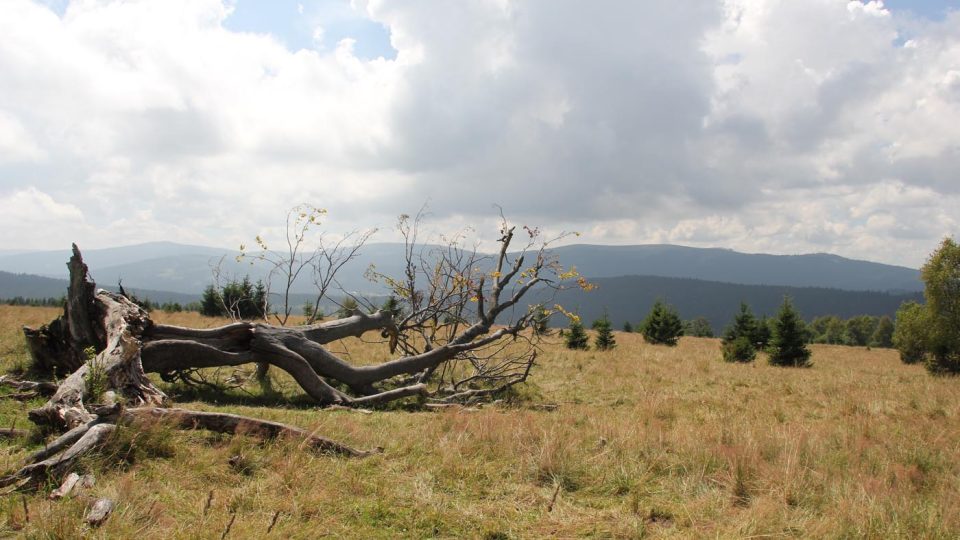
2,306 -> 959,538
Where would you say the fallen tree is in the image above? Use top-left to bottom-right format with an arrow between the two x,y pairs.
2,216 -> 578,491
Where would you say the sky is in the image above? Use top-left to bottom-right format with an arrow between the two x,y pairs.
1,0 -> 958,267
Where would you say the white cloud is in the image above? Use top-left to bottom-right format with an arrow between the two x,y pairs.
0,111 -> 45,163
0,188 -> 88,246
0,0 -> 957,267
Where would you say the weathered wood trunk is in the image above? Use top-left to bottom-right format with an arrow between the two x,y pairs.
28,288 -> 166,429
3,247 -> 378,491
22,245 -> 100,376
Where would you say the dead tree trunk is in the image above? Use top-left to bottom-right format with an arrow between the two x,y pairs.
3,245 -> 379,490
22,245 -> 100,376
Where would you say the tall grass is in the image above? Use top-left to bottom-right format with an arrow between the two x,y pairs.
0,306 -> 958,538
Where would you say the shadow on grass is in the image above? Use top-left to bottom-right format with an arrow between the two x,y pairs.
161,380 -> 321,410
160,376 -> 548,413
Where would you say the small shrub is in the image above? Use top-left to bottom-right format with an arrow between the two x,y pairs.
684,317 -> 714,338
640,300 -> 683,346
336,297 -> 359,319
83,346 -> 107,401
870,315 -> 895,348
722,335 -> 756,363
894,301 -> 928,364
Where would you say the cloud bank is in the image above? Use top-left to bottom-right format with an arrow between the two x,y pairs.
0,0 -> 957,266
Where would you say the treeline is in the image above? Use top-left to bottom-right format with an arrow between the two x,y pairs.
613,303 -> 894,348
200,276 -> 268,319
565,297 -> 817,369
548,274 -> 921,335
1,294 -> 202,313
4,275 -> 297,321
566,236 -> 960,378
1,296 -> 66,307
807,314 -> 893,347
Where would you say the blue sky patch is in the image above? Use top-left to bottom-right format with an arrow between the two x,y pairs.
223,0 -> 396,60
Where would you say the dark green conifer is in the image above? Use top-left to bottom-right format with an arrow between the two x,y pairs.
640,300 -> 683,346
768,297 -> 812,367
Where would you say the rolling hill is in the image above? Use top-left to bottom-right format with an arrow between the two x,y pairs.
0,241 -> 922,296
2,269 -> 921,334
545,244 -> 922,293
0,271 -> 200,306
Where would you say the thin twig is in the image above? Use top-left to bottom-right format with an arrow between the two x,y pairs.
203,490 -> 214,515
266,510 -> 281,534
220,512 -> 237,540
547,483 -> 562,512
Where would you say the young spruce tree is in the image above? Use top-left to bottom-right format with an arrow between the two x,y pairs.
768,297 -> 812,367
640,300 -> 684,346
565,319 -> 590,350
722,302 -> 758,362
200,284 -> 224,317
753,316 -> 773,349
336,297 -> 359,319
593,313 -> 616,351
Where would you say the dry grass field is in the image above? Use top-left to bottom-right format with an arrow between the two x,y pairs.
1,305 -> 959,538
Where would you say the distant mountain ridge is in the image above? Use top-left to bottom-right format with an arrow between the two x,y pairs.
1,269 -> 920,334
0,241 -> 922,296
544,244 -> 921,293
0,271 -> 199,306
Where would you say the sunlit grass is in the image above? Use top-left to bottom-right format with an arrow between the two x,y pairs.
1,306 -> 958,538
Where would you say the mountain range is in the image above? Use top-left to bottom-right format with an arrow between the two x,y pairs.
0,241 -> 922,293
0,241 -> 923,331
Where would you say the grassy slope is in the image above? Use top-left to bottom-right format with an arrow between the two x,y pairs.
1,306 -> 958,538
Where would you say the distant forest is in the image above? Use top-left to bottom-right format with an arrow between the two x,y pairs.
3,270 -> 923,336
546,275 -> 922,333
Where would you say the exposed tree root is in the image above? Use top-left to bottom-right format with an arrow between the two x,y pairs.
0,423 -> 116,491
0,376 -> 58,396
122,408 -> 379,457
2,405 -> 378,492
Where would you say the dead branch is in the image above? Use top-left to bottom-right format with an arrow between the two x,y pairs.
0,428 -> 28,439
85,498 -> 115,527
122,408 -> 378,457
0,376 -> 58,396
1,423 -> 117,490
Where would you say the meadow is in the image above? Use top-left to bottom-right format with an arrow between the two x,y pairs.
1,305 -> 959,538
